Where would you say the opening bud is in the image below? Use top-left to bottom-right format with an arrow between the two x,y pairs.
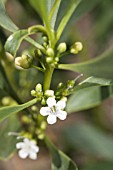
15,55 -> 32,69
70,42 -> 83,54
57,42 -> 67,53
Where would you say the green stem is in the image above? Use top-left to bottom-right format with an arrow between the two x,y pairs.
32,65 -> 45,72
43,64 -> 54,91
25,37 -> 46,54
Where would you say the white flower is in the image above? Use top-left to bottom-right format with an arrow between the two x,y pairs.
16,138 -> 39,160
40,97 -> 67,124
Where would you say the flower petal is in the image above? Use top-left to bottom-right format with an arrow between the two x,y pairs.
47,115 -> 57,124
18,149 -> 28,159
16,142 -> 24,149
40,107 -> 50,116
31,145 -> 39,153
24,138 -> 30,144
56,100 -> 66,109
57,110 -> 67,120
29,152 -> 37,160
47,97 -> 56,107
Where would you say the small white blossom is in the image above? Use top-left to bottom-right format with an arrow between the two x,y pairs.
40,97 -> 67,124
16,138 -> 39,160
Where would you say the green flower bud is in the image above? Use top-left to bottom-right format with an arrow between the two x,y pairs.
43,36 -> 48,42
40,121 -> 47,130
57,82 -> 64,89
38,133 -> 45,140
36,83 -> 42,92
31,90 -> 36,96
46,57 -> 53,63
57,42 -> 67,53
31,105 -> 38,112
67,80 -> 75,88
46,48 -> 54,57
70,42 -> 83,54
22,115 -> 32,124
1,96 -> 12,106
41,98 -> 46,105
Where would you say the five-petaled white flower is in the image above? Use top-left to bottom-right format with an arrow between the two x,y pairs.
16,138 -> 39,160
40,97 -> 67,124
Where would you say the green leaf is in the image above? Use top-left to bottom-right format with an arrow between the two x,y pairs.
45,137 -> 78,170
56,0 -> 81,40
5,30 -> 28,57
58,46 -> 113,80
48,0 -> 61,29
28,0 -> 50,30
4,27 -> 46,57
0,0 -> 18,32
0,115 -> 20,160
55,0 -> 102,39
67,84 -> 113,113
0,98 -> 37,122
63,123 -> 113,160
82,162 -> 113,170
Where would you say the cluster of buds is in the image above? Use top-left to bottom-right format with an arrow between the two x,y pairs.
31,83 -> 43,100
31,83 -> 55,104
55,79 -> 75,98
15,54 -> 33,69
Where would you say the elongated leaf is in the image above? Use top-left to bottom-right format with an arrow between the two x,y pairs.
0,0 -> 18,32
0,98 -> 37,122
67,84 -> 113,113
0,115 -> 20,159
28,0 -> 50,30
58,46 -> 113,79
82,162 -> 113,170
45,137 -> 78,170
56,0 -> 81,40
63,123 -> 113,160
48,0 -> 61,29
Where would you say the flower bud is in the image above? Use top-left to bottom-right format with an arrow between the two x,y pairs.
70,42 -> 83,54
44,90 -> 54,97
46,48 -> 54,57
57,42 -> 67,53
46,57 -> 53,63
36,83 -> 42,92
31,90 -> 36,96
15,55 -> 32,69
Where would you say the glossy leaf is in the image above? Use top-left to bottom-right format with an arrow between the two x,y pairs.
48,0 -> 61,29
55,0 -> 102,33
5,30 -> 28,57
58,46 -> 113,79
0,98 -> 37,122
63,123 -> 113,160
67,84 -> 113,113
56,0 -> 81,40
45,137 -> 78,170
28,0 -> 50,30
4,27 -> 45,57
0,115 -> 20,159
0,0 -> 18,32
